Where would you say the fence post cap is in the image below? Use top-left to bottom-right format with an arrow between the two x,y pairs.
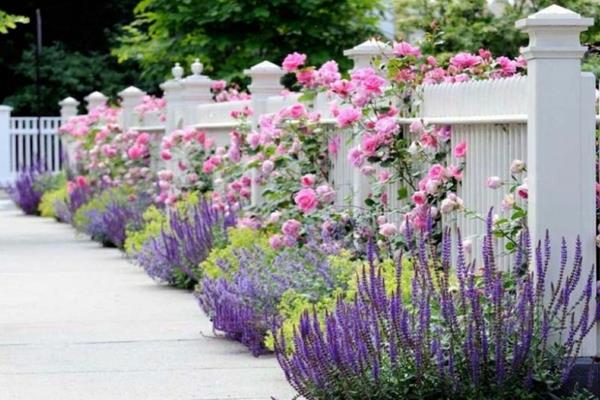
172,62 -> 184,80
59,97 -> 79,106
245,60 -> 283,75
84,91 -> 107,101
0,105 -> 13,112
343,39 -> 392,57
118,86 -> 145,98
516,5 -> 593,60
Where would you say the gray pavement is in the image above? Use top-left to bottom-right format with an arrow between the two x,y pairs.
0,199 -> 296,400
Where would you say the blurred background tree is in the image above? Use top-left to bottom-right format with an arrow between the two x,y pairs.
112,0 -> 384,85
395,0 -> 600,76
0,0 -> 143,115
0,10 -> 29,34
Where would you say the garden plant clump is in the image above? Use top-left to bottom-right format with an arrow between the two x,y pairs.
274,215 -> 598,399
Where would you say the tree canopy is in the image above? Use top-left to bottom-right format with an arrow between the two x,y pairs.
112,0 -> 384,84
0,9 -> 29,34
395,0 -> 600,76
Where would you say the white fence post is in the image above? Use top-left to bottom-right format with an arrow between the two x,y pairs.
58,97 -> 79,122
160,62 -> 185,134
517,5 -> 596,357
84,91 -> 108,112
0,105 -> 12,185
181,59 -> 213,127
118,86 -> 146,131
244,61 -> 285,206
344,40 -> 392,210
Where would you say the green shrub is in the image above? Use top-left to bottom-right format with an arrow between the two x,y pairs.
39,181 -> 67,219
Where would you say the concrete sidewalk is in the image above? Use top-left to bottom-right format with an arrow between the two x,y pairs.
0,200 -> 295,400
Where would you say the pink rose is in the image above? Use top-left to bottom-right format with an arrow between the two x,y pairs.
282,219 -> 301,238
411,191 -> 427,206
316,184 -> 336,204
516,184 -> 528,199
75,175 -> 87,188
440,198 -> 457,214
296,69 -> 316,87
136,132 -> 150,145
211,80 -> 227,91
378,170 -> 391,183
282,52 -> 307,72
269,234 -> 284,250
160,150 -> 172,161
361,135 -> 380,156
486,176 -> 502,189
262,160 -> 274,175
348,147 -> 364,167
157,170 -> 174,181
510,159 -> 526,173
393,41 -> 421,58
379,223 -> 398,238
453,141 -> 467,158
428,164 -> 446,180
300,174 -> 316,187
287,103 -> 307,119
450,52 -> 482,70
128,145 -> 145,160
336,106 -> 361,128
294,188 -> 319,214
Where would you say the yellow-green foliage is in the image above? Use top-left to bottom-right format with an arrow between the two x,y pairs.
39,184 -> 67,218
200,227 -> 271,279
72,186 -> 134,232
124,205 -> 166,255
264,255 -> 415,352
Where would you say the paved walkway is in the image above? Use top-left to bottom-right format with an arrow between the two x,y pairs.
0,199 -> 295,400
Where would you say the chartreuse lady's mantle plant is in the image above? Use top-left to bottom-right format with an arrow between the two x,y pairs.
274,214 -> 599,400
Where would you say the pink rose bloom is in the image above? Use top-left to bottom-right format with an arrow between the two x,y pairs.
450,52 -> 482,70
136,132 -> 151,145
316,184 -> 336,204
282,219 -> 301,238
447,165 -> 463,180
428,164 -> 446,180
374,116 -> 398,137
479,49 -> 492,60
487,176 -> 502,189
516,184 -> 528,199
412,191 -> 427,206
202,161 -> 216,174
268,211 -> 281,224
409,120 -> 424,134
453,141 -> 468,158
261,159 -> 275,175
282,52 -> 307,72
75,176 -> 87,188
379,223 -> 398,238
300,174 -> 316,188
360,74 -> 387,96
247,132 -> 261,149
379,170 -> 391,183
317,60 -> 341,85
496,56 -> 518,77
361,135 -> 380,156
128,145 -> 145,160
296,69 -> 316,87
440,198 -> 457,214
160,149 -> 172,161
510,159 -> 526,173
348,147 -> 365,167
330,79 -> 355,97
204,138 -> 215,149
294,188 -> 319,214
336,106 -> 361,128
211,80 -> 227,91
269,234 -> 284,250
157,170 -> 174,181
158,180 -> 170,190
187,173 -> 199,183
393,41 -> 421,58
287,103 -> 307,119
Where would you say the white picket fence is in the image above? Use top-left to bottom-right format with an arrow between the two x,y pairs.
0,110 -> 63,183
0,4 -> 598,355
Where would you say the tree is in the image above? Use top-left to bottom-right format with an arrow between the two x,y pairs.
113,0 -> 384,84
4,43 -> 147,115
0,9 -> 28,34
394,0 -> 600,75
